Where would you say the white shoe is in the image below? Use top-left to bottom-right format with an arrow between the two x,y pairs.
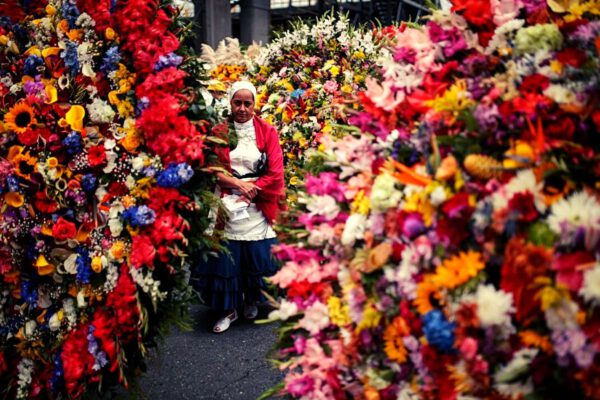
243,304 -> 258,320
213,310 -> 238,333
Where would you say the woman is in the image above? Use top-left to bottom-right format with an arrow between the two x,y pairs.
196,80 -> 285,333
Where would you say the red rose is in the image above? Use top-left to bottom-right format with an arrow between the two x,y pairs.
87,145 -> 106,167
130,234 -> 156,269
52,217 -> 77,241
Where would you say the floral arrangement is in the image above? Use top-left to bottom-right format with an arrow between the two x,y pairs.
0,0 -> 216,398
265,1 -> 600,399
250,13 -> 381,194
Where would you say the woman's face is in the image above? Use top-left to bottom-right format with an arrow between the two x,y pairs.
230,89 -> 255,123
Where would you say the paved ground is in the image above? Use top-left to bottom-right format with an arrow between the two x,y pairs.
115,304 -> 283,400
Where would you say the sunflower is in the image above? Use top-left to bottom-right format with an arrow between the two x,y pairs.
4,101 -> 37,134
414,278 -> 442,315
11,150 -> 38,181
383,316 -> 410,363
431,251 -> 485,290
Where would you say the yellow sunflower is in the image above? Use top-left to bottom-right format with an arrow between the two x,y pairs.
383,316 -> 410,363
4,101 -> 37,134
414,278 -> 442,315
431,251 -> 485,290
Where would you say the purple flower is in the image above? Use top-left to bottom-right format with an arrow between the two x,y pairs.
474,104 -> 500,133
305,172 -> 346,201
393,47 -> 417,64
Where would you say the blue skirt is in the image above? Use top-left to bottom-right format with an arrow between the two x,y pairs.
191,238 -> 279,311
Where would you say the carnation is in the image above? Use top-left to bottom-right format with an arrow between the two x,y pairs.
474,284 -> 515,327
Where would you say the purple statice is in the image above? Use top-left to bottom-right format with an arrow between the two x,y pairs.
100,46 -> 121,74
474,103 -> 500,133
23,79 -> 45,96
552,328 -> 597,368
65,189 -> 87,207
154,52 -> 183,71
87,325 -> 109,371
6,175 -> 20,192
23,55 -> 44,77
422,310 -> 456,352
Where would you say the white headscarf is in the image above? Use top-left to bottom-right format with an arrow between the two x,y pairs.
228,80 -> 257,103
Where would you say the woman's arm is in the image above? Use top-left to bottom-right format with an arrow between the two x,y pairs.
255,126 -> 284,199
216,172 -> 261,199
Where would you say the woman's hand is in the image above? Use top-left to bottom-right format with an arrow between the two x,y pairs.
236,179 -> 261,199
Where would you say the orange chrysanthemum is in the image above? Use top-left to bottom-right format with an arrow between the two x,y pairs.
414,278 -> 442,315
519,330 -> 553,354
384,316 -> 410,363
4,101 -> 36,134
431,250 -> 485,290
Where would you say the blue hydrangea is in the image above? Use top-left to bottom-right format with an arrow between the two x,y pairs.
61,41 -> 80,73
157,163 -> 194,188
422,310 -> 456,353
23,55 -> 44,76
122,205 -> 156,227
100,46 -> 121,74
62,132 -> 83,154
21,280 -> 38,307
61,1 -> 80,29
81,174 -> 97,193
154,52 -> 183,71
76,247 -> 92,284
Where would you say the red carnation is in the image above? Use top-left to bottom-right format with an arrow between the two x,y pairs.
52,217 -> 77,242
87,145 -> 106,167
452,0 -> 493,28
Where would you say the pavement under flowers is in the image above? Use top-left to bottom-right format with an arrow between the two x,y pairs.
115,304 -> 282,399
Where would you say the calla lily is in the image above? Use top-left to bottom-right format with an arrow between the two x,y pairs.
65,105 -> 85,132
5,192 -> 24,207
41,46 -> 60,58
45,85 -> 57,104
35,254 -> 55,275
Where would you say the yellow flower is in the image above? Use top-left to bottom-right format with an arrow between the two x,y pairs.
357,302 -> 382,332
41,47 -> 60,58
384,317 -> 410,363
4,101 -> 37,134
289,176 -> 299,186
341,84 -> 353,93
425,80 -> 474,120
110,241 -> 126,261
353,50 -> 365,60
351,190 -> 371,215
503,140 -> 535,169
45,4 -> 57,15
35,254 -> 55,275
328,296 -> 351,326
45,84 -> 57,104
91,256 -> 104,273
5,192 -> 24,208
65,105 -> 85,132
105,27 -> 116,40
414,278 -> 442,315
537,283 -> 569,311
329,65 -> 340,77
365,242 -> 393,272
130,177 -> 155,199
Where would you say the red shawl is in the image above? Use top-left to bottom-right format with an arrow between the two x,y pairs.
213,116 -> 285,223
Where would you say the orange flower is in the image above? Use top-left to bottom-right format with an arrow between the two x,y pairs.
431,251 -> 485,290
414,278 -> 442,315
519,330 -> 553,354
383,316 -> 410,363
5,192 -> 24,207
4,101 -> 36,134
365,242 -> 392,272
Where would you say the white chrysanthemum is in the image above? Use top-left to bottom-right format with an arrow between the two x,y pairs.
491,169 -> 545,212
580,263 -> 600,304
544,84 -> 577,104
87,98 -> 115,124
547,191 -> 600,248
475,284 -> 515,327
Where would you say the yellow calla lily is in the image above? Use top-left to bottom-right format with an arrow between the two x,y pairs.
5,192 -> 25,207
41,46 -> 60,58
45,4 -> 57,15
24,46 -> 41,57
45,85 -> 57,104
35,254 -> 56,275
65,105 -> 85,132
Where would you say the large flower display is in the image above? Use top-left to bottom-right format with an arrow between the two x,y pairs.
251,13 -> 381,193
0,0 -> 214,397
266,1 -> 600,399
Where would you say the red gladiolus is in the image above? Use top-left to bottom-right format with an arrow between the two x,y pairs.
52,217 -> 77,241
107,265 -> 140,342
130,234 -> 156,269
61,324 -> 97,397
519,74 -> 550,95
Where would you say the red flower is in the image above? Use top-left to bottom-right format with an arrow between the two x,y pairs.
519,74 -> 550,95
106,264 -> 140,341
441,192 -> 473,219
130,234 -> 156,269
556,47 -> 587,68
552,251 -> 595,292
87,145 -> 106,167
61,324 -> 97,397
591,109 -> 600,131
0,351 -> 6,374
34,190 -> 59,213
52,217 -> 77,241
452,0 -> 493,28
17,128 -> 39,146
545,115 -> 575,141
508,191 -> 539,222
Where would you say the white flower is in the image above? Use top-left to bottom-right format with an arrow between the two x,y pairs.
494,348 -> 538,383
544,84 -> 576,104
580,264 -> 600,304
268,299 -> 299,321
108,218 -> 123,237
429,185 -> 447,206
341,213 -> 367,246
547,191 -> 600,249
87,98 -> 115,124
370,173 -> 403,212
475,284 -> 514,327
491,169 -> 545,212
62,253 -> 79,275
49,312 -> 62,331
298,301 -> 330,335
307,223 -> 336,246
305,194 -> 340,220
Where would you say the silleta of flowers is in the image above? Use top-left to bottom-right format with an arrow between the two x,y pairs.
250,13 -> 381,194
0,0 -> 212,398
266,1 -> 600,399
